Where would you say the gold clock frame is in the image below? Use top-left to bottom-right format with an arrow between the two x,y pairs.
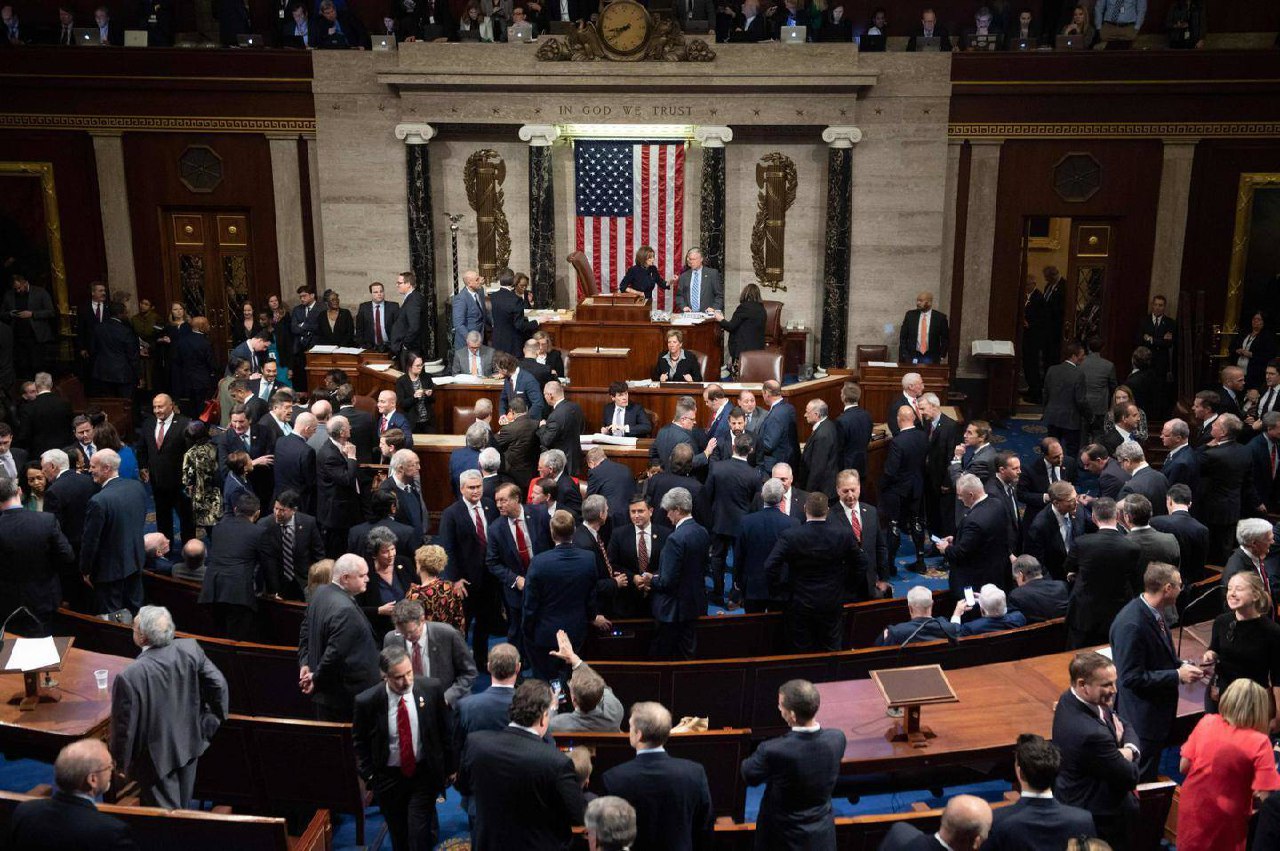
0,162 -> 69,319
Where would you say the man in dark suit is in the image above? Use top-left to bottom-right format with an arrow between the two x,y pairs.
217,403 -> 274,508
315,0 -> 371,48
1249,410 -> 1280,513
601,382 -> 652,438
985,734 -> 1096,850
938,473 -> 1011,600
88,302 -> 140,398
1116,444 -> 1169,518
497,353 -> 545,421
876,585 -> 959,646
606,496 -> 668,620
734,480 -> 798,613
639,487 -> 709,659
741,679 -> 848,849
601,701 -> 712,851
439,469 -> 501,667
384,599 -> 477,708
879,406 -> 929,575
948,420 -> 998,486
1221,517 -> 1274,598
898,290 -> 950,364
766,493 -> 865,652
16,374 -> 73,457
457,680 -> 585,849
799,399 -> 840,498
0,475 -> 73,636
585,445 -> 635,531
288,287 -> 321,388
1053,651 -> 1140,850
256,490 -> 325,601
1197,413 -> 1258,563
41,448 -> 96,555
729,0 -> 768,41
1024,482 -> 1089,582
198,493 -> 267,641
1111,563 -> 1202,782
910,394 -> 956,539
110,606 -> 228,809
1158,418 -> 1199,493
1138,294 -> 1176,415
523,510 -> 602,682
756,380 -> 799,476
486,482 -> 551,655
1017,436 -> 1078,532
334,387 -> 377,467
519,338 -> 555,388
829,469 -> 889,598
1216,365 -> 1246,419
81,449 -> 147,618
1008,555 -> 1070,623
1064,497 -> 1142,648
354,644 -> 455,851
489,269 -> 539,355
495,397 -> 542,489
454,643 -> 521,754
1151,484 -> 1210,586
1078,443 -> 1129,500
1120,494 -> 1181,579
299,555 -> 381,721
649,397 -> 714,472
135,393 -> 193,544
355,281 -> 400,350
316,415 -> 362,557
905,8 -> 953,50
5,738 -> 137,851
228,332 -> 272,377
885,372 -> 926,436
836,381 -> 873,479
381,449 -> 430,548
537,381 -> 585,477
537,449 -> 583,520
881,796 -> 993,850
1041,341 -> 1091,458
76,282 -> 108,361
984,451 -> 1024,562
388,273 -> 423,356
272,413 -> 317,511
701,433 -> 758,609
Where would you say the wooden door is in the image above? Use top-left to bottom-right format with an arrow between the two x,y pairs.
1063,220 -> 1117,348
162,210 -> 255,368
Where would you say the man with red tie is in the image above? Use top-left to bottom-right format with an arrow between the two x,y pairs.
485,483 -> 551,662
353,644 -> 456,851
356,281 -> 400,351
439,470 -> 500,669
383,599 -> 477,708
898,290 -> 950,366
375,390 -> 415,454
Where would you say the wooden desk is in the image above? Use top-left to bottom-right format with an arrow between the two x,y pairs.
817,632 -> 1206,775
0,639 -> 131,761
567,347 -> 632,388
854,363 -> 951,423
540,314 -> 723,381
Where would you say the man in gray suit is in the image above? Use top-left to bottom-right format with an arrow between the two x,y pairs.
1116,442 -> 1169,516
1080,336 -> 1117,443
1120,494 -> 1180,575
382,599 -> 477,708
450,330 -> 497,377
1041,340 -> 1091,458
738,389 -> 765,434
109,606 -> 228,809
547,631 -> 624,733
672,248 -> 724,314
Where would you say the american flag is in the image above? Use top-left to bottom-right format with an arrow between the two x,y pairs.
574,140 -> 685,311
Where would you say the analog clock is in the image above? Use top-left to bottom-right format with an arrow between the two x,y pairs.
598,0 -> 651,57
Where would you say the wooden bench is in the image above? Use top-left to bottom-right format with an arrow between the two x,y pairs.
142,572 -> 306,648
553,728 -> 753,821
0,790 -> 331,851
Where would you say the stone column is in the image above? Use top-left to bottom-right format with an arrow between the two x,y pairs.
693,126 -> 733,279
519,124 -> 560,309
1149,139 -> 1199,315
303,133 -> 326,291
395,123 -> 439,359
89,130 -> 137,301
267,133 -> 307,292
958,139 -> 1003,376
819,126 -> 862,369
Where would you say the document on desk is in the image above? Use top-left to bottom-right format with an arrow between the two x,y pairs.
5,636 -> 60,671
581,434 -> 638,447
309,345 -> 338,353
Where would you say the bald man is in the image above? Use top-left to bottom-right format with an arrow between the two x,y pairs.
136,393 -> 193,543
6,738 -> 137,850
880,794 -> 992,850
899,291 -> 950,365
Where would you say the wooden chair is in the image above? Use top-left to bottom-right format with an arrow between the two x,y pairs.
762,300 -> 784,349
855,344 -> 890,366
737,350 -> 783,383
352,394 -> 377,416
687,349 -> 710,380
451,405 -> 477,435
567,251 -> 599,300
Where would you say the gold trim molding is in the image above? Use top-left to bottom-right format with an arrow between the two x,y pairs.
950,121 -> 1280,139
0,113 -> 316,134
1222,173 -> 1280,352
0,162 -> 68,319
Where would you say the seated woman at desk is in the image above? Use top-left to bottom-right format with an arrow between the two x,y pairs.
532,330 -> 565,380
720,283 -> 767,376
652,329 -> 702,383
618,245 -> 668,301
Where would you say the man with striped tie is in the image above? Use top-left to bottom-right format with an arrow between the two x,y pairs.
673,249 -> 724,315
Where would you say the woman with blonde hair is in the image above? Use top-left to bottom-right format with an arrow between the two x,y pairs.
305,559 -> 334,603
1176,677 -> 1280,850
405,544 -> 467,633
1201,570 -> 1280,715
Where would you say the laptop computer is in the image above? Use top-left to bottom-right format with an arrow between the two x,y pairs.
236,33 -> 264,47
858,33 -> 886,51
1012,36 -> 1037,50
964,32 -> 1002,51
915,35 -> 941,51
780,25 -> 806,43
509,22 -> 535,42
372,33 -> 396,50
123,29 -> 148,47
1055,33 -> 1086,50
73,27 -> 100,46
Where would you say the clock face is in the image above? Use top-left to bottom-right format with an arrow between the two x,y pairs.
599,0 -> 650,56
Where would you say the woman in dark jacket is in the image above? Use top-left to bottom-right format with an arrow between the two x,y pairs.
315,289 -> 355,347
229,301 -> 260,347
816,5 -> 853,41
1234,310 -> 1275,391
720,283 -> 767,373
618,245 -> 668,301
172,315 -> 219,418
651,329 -> 703,383
395,350 -> 436,433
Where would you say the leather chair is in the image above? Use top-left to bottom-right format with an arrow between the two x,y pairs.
762,300 -> 784,349
567,251 -> 598,300
687,349 -> 710,381
738,350 -> 783,383
855,344 -> 890,366
644,409 -> 660,436
451,405 -> 476,435
352,394 -> 377,416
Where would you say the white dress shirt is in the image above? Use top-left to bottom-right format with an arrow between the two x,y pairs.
386,686 -> 422,767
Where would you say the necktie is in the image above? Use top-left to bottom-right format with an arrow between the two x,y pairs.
637,529 -> 649,573
473,505 -> 487,546
260,381 -> 271,400
597,537 -> 615,573
850,507 -> 862,542
396,697 -> 416,777
1,454 -> 12,478
613,406 -> 625,431
242,433 -> 251,452
1062,514 -> 1074,551
381,416 -> 389,434
1049,464 -> 1059,483
374,304 -> 383,345
155,420 -> 166,450
1264,388 -> 1277,414
281,522 -> 295,584
514,518 -> 530,568
412,641 -> 423,676
94,302 -> 101,322
471,351 -> 480,377
779,496 -> 788,515
691,270 -> 701,312
917,312 -> 928,354
85,443 -> 96,459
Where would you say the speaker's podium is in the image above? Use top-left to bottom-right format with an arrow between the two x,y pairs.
0,636 -> 73,711
870,664 -> 959,748
574,292 -> 649,323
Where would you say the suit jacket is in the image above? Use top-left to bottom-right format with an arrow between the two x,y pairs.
943,496 -> 1011,595
985,476 -> 1024,556
879,426 -> 928,506
906,24 -> 953,50
602,752 -> 713,851
652,518 -> 710,623
765,519 -> 865,609
353,677 -> 454,797
647,472 -> 706,529
314,440 -> 359,536
1080,352 -> 1119,417
1196,440 -> 1257,524
523,543 -> 598,649
1017,456 -> 1079,530
255,512 -> 325,599
1110,595 -> 1181,743
384,622 -> 477,707
674,266 -> 724,313
110,638 -> 228,778
335,405 -> 376,466
984,796 -> 1096,851
1007,578 -> 1070,623
731,11 -> 768,41
950,443 -> 998,485
740,728 -> 846,850
898,308 -> 949,362
288,302 -> 321,354
388,289 -> 422,354
355,299 -> 399,349
1159,444 -> 1199,493
734,508 -> 798,601
298,582 -> 380,710
90,319 -> 140,386
500,368 -> 545,420
586,458 -> 636,529
80,477 -> 147,584
1041,362 -> 1090,430
924,414 -> 961,491
801,418 -> 841,498
601,401 -> 652,438
885,393 -> 923,436
215,423 -> 271,480
198,515 -> 267,610
457,726 -> 585,851
5,790 -> 137,851
315,8 -> 371,48
553,471 -> 584,521
1138,313 -> 1176,373
375,409 -> 415,451
495,415 -> 540,490
649,422 -> 711,471
456,684 -> 515,747
1065,528 -> 1143,637
16,391 -> 73,457
828,501 -> 887,589
452,288 -> 490,350
1125,368 -> 1159,414
1025,504 -> 1089,581
487,508 -> 552,602
1052,688 -> 1140,818
489,287 -> 538,356
1250,432 -> 1280,510
836,405 -> 873,478
701,457 -> 759,537
652,350 -> 704,383
538,399 -> 585,477
451,344 -> 497,377
956,610 -> 1026,637
135,414 -> 191,491
877,616 -> 960,647
1097,458 -> 1130,500
757,400 -> 800,474
879,823 -> 948,850
43,469 -> 96,552
228,340 -> 268,375
1150,509 -> 1209,585
439,497 -> 499,585
1126,526 -> 1181,578
0,506 -> 73,626
272,432 -> 317,511
171,330 -> 217,399
0,283 -> 56,343
720,300 -> 766,358
520,357 -> 554,389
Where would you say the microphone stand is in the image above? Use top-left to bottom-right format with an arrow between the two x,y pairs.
1176,584 -> 1221,660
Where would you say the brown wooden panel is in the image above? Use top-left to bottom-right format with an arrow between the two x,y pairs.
218,214 -> 248,246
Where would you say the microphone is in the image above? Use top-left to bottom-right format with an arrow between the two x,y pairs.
898,615 -> 959,650
1176,584 -> 1221,659
0,606 -> 39,649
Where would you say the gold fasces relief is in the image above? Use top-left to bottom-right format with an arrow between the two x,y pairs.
463,150 -> 511,281
752,153 -> 797,293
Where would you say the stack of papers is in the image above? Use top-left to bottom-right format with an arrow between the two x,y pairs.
5,636 -> 59,671
582,434 -> 639,447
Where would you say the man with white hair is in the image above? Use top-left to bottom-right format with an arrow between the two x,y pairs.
380,448 -> 429,545
451,329 -> 496,376
949,583 -> 1026,636
1116,442 -> 1168,516
639,487 -> 709,659
886,371 -> 924,435
539,448 -> 583,519
110,605 -> 228,809
937,473 -> 1012,600
1222,517 -> 1276,597
81,448 -> 148,620
584,796 -> 637,851
299,554 -> 381,721
16,371 -> 73,458
876,585 -> 958,646
449,421 -> 490,499
478,446 -> 507,502
41,447 -> 95,557
438,468 -> 500,669
317,415 -> 361,557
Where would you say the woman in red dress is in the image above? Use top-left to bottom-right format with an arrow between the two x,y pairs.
1177,678 -> 1280,850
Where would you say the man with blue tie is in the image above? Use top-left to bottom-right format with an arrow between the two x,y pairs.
756,379 -> 799,478
452,270 -> 490,350
673,249 -> 724,315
